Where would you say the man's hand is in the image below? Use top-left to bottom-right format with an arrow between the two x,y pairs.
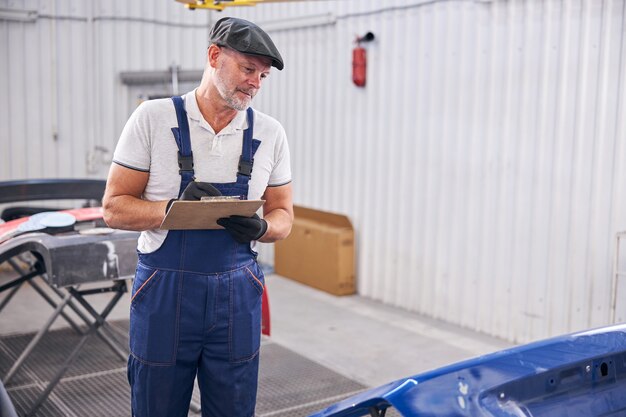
217,214 -> 268,243
181,181 -> 222,200
166,182 -> 223,213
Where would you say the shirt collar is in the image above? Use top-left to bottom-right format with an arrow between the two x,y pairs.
183,89 -> 248,134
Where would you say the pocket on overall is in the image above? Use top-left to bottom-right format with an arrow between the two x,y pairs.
229,263 -> 265,363
129,263 -> 181,365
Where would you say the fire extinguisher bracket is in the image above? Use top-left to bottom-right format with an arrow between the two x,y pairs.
357,32 -> 375,44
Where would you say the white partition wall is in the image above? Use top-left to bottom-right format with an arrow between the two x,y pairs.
228,0 -> 626,343
0,0 -> 210,179
3,0 -> 626,343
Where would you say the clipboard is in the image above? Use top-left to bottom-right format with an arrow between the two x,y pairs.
160,199 -> 265,230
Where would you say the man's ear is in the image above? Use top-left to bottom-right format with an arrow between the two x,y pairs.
207,44 -> 222,69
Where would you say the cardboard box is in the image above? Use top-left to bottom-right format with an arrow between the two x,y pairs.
275,205 -> 355,296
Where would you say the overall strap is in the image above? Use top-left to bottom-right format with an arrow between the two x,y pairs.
237,107 -> 262,185
170,96 -> 195,196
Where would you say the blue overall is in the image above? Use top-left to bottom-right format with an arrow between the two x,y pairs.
127,97 -> 264,417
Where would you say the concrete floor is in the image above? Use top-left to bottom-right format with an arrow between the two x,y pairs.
0,270 -> 511,389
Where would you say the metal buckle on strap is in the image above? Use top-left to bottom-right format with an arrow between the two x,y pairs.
238,156 -> 253,177
178,151 -> 194,174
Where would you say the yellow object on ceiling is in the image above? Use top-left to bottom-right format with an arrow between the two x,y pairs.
175,0 -> 320,11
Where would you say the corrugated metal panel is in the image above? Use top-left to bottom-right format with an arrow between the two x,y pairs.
0,0 -> 210,179
226,0 -> 626,343
3,0 -> 626,344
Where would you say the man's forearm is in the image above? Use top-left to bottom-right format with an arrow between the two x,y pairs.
103,195 -> 168,231
259,208 -> 292,243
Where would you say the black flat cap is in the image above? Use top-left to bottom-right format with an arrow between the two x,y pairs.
209,17 -> 284,71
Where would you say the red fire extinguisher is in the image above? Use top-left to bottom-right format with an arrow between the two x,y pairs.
352,47 -> 366,87
352,32 -> 375,88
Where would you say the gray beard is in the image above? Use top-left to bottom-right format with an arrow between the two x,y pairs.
215,71 -> 250,111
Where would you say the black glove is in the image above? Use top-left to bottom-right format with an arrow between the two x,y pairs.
181,181 -> 222,200
217,214 -> 267,243
165,182 -> 222,214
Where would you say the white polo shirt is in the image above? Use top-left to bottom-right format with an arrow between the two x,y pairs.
112,89 -> 291,253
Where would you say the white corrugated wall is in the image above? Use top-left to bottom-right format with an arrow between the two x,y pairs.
228,0 -> 626,343
0,0 -> 211,179
2,0 -> 626,343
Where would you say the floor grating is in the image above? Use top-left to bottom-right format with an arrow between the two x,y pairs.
0,320 -> 401,417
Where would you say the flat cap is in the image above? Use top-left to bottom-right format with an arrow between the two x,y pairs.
209,17 -> 284,71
